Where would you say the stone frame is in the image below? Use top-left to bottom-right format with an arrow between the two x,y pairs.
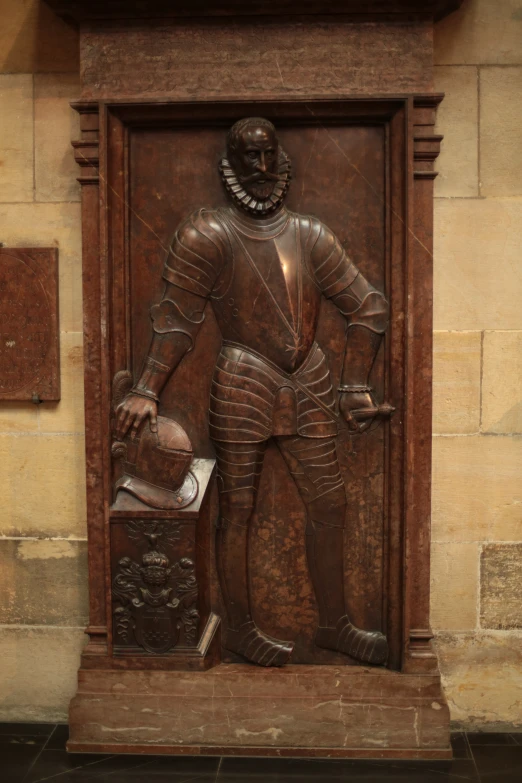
46,0 -> 465,758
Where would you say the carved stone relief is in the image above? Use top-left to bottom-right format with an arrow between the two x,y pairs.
115,118 -> 394,666
64,0 -> 454,749
111,370 -> 198,510
112,521 -> 199,653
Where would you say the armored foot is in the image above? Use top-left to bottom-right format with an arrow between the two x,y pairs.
315,615 -> 388,665
226,621 -> 294,667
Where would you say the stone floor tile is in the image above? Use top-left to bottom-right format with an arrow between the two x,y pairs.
24,749 -> 112,783
0,739 -> 42,783
218,757 -> 479,781
0,722 -> 55,737
471,744 -> 522,782
45,722 -> 68,750
28,752 -> 219,783
467,732 -> 517,746
451,731 -> 472,759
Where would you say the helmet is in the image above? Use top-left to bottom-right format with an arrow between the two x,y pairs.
114,416 -> 198,510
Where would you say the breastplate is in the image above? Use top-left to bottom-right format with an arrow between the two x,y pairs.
211,208 -> 321,374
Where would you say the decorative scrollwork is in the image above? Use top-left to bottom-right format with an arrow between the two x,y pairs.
112,531 -> 199,654
170,557 -> 199,644
125,519 -> 181,547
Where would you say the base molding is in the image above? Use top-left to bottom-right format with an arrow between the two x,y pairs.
68,663 -> 451,759
67,742 -> 452,760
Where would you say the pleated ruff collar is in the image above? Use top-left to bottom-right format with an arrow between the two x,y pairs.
219,149 -> 291,217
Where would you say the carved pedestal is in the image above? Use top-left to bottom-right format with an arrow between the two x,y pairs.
46,0 -> 465,759
69,666 -> 449,758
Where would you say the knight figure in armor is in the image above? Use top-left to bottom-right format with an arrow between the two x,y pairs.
116,117 -> 390,667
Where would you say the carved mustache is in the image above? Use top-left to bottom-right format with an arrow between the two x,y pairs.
238,170 -> 280,185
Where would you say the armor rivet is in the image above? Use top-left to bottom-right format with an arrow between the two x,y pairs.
228,298 -> 234,305
232,308 -> 239,317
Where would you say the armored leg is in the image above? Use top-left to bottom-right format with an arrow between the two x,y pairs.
214,441 -> 294,667
277,435 -> 388,665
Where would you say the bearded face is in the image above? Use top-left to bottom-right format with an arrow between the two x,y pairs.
229,125 -> 280,201
220,119 -> 292,216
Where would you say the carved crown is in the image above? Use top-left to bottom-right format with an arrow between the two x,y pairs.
142,549 -> 169,570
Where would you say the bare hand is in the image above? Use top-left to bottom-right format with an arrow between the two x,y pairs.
339,390 -> 375,433
115,393 -> 158,440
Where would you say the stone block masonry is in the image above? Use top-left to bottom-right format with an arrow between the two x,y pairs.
432,0 -> 522,730
0,0 -> 521,729
0,0 -> 86,722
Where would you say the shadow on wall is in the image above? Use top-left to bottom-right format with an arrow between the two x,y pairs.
0,0 -> 78,73
490,402 -> 522,435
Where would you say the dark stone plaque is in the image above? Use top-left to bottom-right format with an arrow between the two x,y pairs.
0,248 -> 60,401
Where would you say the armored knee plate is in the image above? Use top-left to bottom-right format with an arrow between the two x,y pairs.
305,483 -> 347,532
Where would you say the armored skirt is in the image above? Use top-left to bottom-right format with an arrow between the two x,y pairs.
209,341 -> 339,443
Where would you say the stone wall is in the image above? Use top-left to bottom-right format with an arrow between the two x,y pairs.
432,0 -> 522,729
0,0 -> 86,722
0,0 -> 520,727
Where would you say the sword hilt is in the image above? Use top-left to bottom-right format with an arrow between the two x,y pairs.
351,402 -> 396,421
344,402 -> 395,431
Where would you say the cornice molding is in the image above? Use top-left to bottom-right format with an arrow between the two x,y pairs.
44,1 -> 464,24
71,102 -> 100,184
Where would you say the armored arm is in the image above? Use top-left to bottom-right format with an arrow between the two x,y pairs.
308,219 -> 389,425
330,273 -> 389,392
116,209 -> 225,439
131,285 -> 207,403
115,284 -> 207,439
